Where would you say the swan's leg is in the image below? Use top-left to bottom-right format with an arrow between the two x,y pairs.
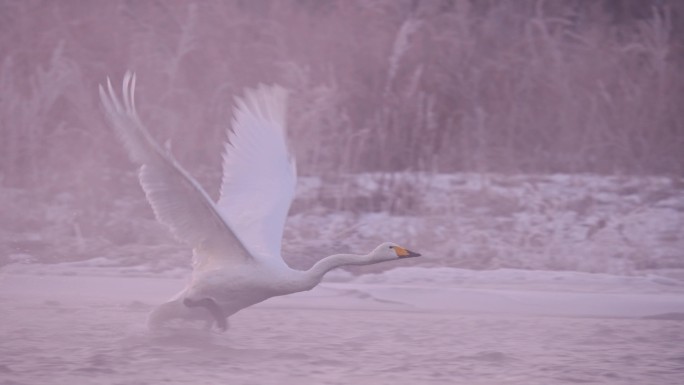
183,297 -> 227,331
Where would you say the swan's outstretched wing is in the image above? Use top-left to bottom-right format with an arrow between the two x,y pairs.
99,72 -> 252,269
217,84 -> 296,263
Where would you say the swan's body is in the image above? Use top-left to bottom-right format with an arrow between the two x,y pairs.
99,72 -> 420,331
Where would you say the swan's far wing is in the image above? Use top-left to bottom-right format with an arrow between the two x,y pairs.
99,72 -> 253,268
217,85 -> 296,262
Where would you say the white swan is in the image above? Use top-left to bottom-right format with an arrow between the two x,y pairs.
99,72 -> 421,331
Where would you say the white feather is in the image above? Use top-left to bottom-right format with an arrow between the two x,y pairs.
99,71 -> 252,269
217,84 -> 296,264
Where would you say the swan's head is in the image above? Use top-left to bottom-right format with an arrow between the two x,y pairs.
370,242 -> 421,262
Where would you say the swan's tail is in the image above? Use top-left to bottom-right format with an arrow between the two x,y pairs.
147,298 -> 216,330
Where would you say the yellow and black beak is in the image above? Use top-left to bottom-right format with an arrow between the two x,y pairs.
393,246 -> 421,259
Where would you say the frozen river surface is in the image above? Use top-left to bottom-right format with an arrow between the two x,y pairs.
1,270 -> 683,385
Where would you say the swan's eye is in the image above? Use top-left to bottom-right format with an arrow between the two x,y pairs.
388,246 -> 394,249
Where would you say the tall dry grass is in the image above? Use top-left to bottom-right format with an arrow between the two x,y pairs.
0,0 -> 682,197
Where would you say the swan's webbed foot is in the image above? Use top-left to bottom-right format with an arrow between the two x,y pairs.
183,297 -> 227,332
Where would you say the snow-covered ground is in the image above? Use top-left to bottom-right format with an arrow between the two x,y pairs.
286,172 -> 684,277
2,172 -> 683,384
3,172 -> 683,276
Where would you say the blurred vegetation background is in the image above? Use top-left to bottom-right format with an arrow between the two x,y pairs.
1,0 -> 683,267
2,0 -> 683,185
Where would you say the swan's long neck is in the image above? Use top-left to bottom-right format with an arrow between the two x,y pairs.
296,253 -> 370,291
